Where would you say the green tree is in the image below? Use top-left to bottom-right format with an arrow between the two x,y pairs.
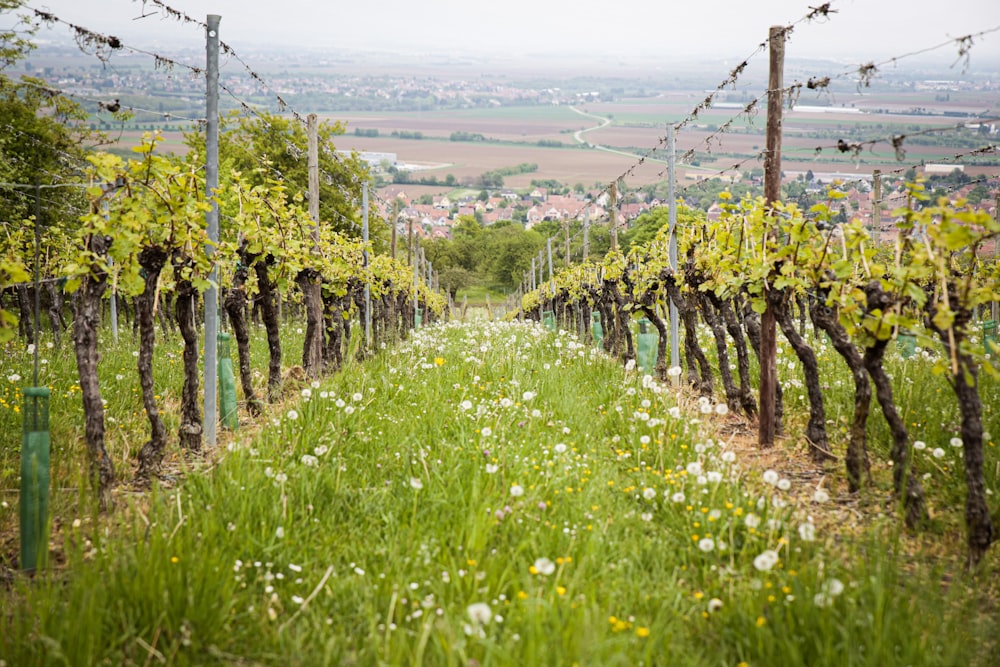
185,111 -> 375,243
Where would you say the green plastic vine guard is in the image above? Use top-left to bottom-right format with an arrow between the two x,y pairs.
415,307 -> 423,329
218,333 -> 238,430
984,319 -> 997,356
20,386 -> 50,573
542,310 -> 556,332
637,318 -> 658,372
897,330 -> 916,359
591,311 -> 604,348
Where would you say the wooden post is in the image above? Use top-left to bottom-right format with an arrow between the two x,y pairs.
564,220 -> 571,266
407,218 -> 414,266
994,193 -> 999,323
609,181 -> 618,252
583,208 -> 590,259
307,113 -> 320,246
873,169 -> 883,241
759,25 -> 785,448
390,199 -> 399,260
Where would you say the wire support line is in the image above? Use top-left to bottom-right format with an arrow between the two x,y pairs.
8,76 -> 206,123
25,5 -> 203,74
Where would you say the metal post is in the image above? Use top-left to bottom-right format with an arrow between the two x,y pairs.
531,257 -> 536,292
33,181 -> 41,383
363,182 -> 371,349
667,125 -> 680,376
583,208 -> 590,259
203,14 -> 221,448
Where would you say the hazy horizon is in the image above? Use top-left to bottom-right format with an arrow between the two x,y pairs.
21,0 -> 1000,68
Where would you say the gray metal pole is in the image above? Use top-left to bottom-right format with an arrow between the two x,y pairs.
583,208 -> 590,259
363,182 -> 371,349
667,125 -> 680,375
203,14 -> 220,447
531,257 -> 536,292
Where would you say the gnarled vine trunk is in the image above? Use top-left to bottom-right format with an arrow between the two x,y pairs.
771,290 -> 832,463
136,247 -> 169,481
223,262 -> 262,417
253,256 -> 282,401
809,296 -> 872,493
174,264 -> 202,452
72,234 -> 115,511
298,268 -> 324,378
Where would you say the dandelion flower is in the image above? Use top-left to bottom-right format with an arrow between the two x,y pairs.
671,492 -> 686,503
467,602 -> 492,625
932,447 -> 945,459
532,557 -> 556,576
813,488 -> 830,503
410,477 -> 424,490
762,470 -> 779,486
707,598 -> 724,613
510,484 -> 524,497
698,538 -> 715,552
287,409 -> 299,421
275,526 -> 285,539
522,391 -> 536,401
913,440 -> 927,451
485,464 -> 499,474
949,437 -> 963,448
753,549 -> 779,572
715,403 -> 729,416
481,427 -> 493,438
643,487 -> 656,500
667,366 -> 682,378
798,523 -> 816,542
777,478 -> 791,491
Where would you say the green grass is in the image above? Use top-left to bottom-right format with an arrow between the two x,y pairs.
1,319 -> 997,665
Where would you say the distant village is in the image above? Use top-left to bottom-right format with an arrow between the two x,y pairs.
375,165 -> 999,254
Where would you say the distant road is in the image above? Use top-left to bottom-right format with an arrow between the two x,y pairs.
569,106 -> 668,165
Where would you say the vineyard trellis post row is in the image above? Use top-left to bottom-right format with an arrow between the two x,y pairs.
759,24 -> 785,448
203,14 -> 221,449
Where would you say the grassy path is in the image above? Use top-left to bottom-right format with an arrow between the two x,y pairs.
1,320 -> 993,666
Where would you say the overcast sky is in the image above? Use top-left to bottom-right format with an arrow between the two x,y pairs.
23,0 -> 1000,64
